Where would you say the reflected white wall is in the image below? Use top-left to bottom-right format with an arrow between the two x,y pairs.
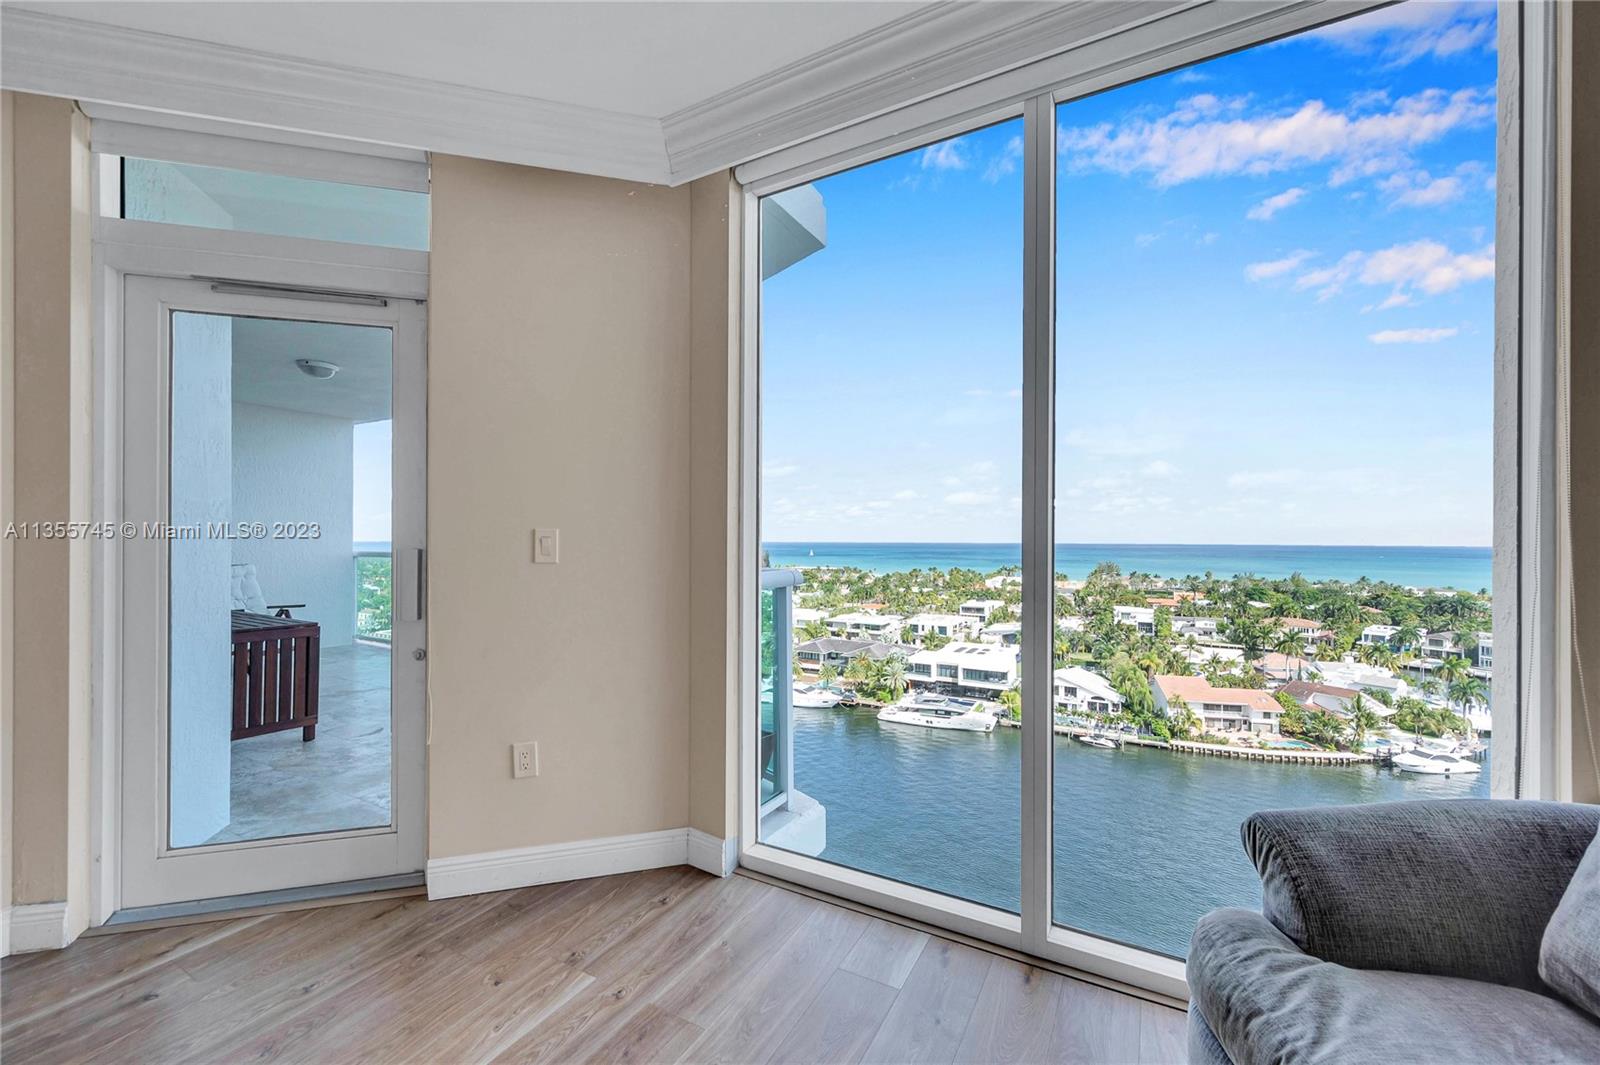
231,402 -> 355,646
169,312 -> 233,847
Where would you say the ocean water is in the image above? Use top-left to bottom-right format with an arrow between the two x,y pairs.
763,542 -> 1492,591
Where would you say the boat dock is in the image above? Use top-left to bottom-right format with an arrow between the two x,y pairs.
998,719 -> 1377,764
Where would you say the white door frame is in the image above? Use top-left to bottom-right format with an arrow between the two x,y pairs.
90,217 -> 429,923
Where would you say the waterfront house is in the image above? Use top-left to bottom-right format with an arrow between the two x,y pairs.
1313,657 -> 1411,701
795,637 -> 913,674
907,642 -> 1019,698
981,621 -> 1021,645
1270,616 -> 1335,648
791,606 -> 827,626
1279,679 -> 1394,719
1422,630 -> 1462,659
1174,615 -> 1222,638
826,610 -> 905,642
1153,675 -> 1284,735
1053,667 -> 1124,716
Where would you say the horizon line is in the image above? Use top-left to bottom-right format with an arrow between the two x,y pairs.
761,540 -> 1493,551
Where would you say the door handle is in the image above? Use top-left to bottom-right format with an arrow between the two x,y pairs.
397,547 -> 426,622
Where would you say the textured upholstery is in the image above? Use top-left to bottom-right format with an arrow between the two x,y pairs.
1242,799 -> 1600,991
1189,907 -> 1600,1065
1187,1003 -> 1232,1065
1542,824 -> 1600,1019
230,563 -> 268,612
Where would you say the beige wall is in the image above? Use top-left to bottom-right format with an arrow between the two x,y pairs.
1564,4 -> 1600,806
6,92 -> 94,932
686,172 -> 741,841
2,90 -> 15,928
426,156 -> 701,858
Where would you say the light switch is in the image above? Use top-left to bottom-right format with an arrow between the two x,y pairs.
533,528 -> 559,564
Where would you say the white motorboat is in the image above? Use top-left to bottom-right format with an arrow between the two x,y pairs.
878,692 -> 997,733
792,684 -> 843,709
1076,732 -> 1119,749
1394,750 -> 1483,775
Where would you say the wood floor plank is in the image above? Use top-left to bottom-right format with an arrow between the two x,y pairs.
673,900 -> 874,1064
1137,1002 -> 1188,1065
839,917 -> 930,989
952,958 -> 1064,1065
765,968 -> 899,1065
1,867 -> 1172,1065
860,937 -> 994,1065
573,1003 -> 704,1065
1053,977 -> 1145,1064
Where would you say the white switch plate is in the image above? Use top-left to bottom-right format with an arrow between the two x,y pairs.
512,741 -> 539,778
533,528 -> 559,564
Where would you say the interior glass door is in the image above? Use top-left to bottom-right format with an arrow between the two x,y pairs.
120,276 -> 426,910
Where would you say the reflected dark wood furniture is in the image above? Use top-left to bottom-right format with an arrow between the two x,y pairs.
230,610 -> 320,741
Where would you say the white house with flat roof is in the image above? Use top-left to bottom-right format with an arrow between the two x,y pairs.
1114,605 -> 1156,634
959,598 -> 1006,621
1053,667 -> 1124,716
905,612 -> 979,641
792,606 -> 827,626
1360,624 -> 1400,647
906,642 -> 1018,697
826,611 -> 904,642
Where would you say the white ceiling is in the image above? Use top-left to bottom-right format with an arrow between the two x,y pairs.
10,1 -> 929,117
232,317 -> 393,424
0,1 -> 1206,184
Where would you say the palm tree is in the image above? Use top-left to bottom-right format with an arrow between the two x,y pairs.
1394,621 -> 1422,657
880,655 -> 908,701
843,653 -> 873,690
1168,695 -> 1200,739
1435,654 -> 1468,688
1273,630 -> 1304,681
1000,686 -> 1022,720
1447,674 -> 1488,734
818,663 -> 838,690
1347,693 -> 1381,750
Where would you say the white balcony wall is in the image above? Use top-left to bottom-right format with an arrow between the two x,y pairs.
168,312 -> 233,847
230,401 -> 356,647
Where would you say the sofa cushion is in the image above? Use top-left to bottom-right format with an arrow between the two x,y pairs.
1190,907 -> 1600,1065
1542,824 -> 1600,1018
1242,799 -> 1600,991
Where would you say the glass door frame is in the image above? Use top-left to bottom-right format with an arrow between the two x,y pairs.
738,0 -> 1551,1001
113,274 -> 427,912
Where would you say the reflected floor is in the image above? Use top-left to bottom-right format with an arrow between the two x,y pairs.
204,643 -> 391,845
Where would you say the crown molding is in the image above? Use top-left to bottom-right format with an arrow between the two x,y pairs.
0,7 -> 671,183
661,0 -> 1188,183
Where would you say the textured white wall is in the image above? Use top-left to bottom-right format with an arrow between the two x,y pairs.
169,312 -> 233,848
231,402 -> 356,647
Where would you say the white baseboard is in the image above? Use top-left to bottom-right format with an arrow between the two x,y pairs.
426,827 -> 737,900
5,902 -> 71,954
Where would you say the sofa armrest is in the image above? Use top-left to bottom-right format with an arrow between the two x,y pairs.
1243,799 -> 1599,990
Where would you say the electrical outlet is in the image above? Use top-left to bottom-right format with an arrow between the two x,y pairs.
512,741 -> 539,779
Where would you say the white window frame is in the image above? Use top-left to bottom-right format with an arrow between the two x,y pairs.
86,123 -> 430,927
737,0 -> 1557,1002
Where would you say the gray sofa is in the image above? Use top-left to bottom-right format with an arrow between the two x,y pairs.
1188,799 -> 1600,1065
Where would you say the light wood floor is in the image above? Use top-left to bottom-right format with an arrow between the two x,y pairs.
0,867 -> 1186,1064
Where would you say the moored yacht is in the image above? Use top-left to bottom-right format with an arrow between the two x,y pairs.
1394,749 -> 1483,775
792,683 -> 843,709
877,692 -> 997,732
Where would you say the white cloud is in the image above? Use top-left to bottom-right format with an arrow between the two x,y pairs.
1227,469 -> 1304,489
1369,327 -> 1459,344
1245,249 -> 1314,281
921,140 -> 968,171
1276,240 -> 1493,302
1380,168 -> 1469,207
1135,232 -> 1161,248
1141,460 -> 1178,478
944,490 -> 998,506
1362,239 -> 1494,295
763,463 -> 798,478
1310,1 -> 1497,66
892,489 -> 919,501
1247,187 -> 1306,221
1059,87 -> 1493,188
1174,69 -> 1209,85
982,135 -> 1023,183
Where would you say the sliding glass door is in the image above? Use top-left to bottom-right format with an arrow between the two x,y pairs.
748,0 -> 1504,986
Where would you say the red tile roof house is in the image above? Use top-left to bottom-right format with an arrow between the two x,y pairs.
1153,675 -> 1285,737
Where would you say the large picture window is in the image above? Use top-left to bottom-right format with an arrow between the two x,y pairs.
749,0 -> 1511,991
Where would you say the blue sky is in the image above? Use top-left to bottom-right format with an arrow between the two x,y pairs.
760,0 -> 1497,547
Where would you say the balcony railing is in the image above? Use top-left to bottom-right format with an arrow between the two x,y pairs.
759,568 -> 825,856
354,549 -> 392,644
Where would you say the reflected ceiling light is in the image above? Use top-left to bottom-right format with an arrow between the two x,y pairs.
295,359 -> 340,380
